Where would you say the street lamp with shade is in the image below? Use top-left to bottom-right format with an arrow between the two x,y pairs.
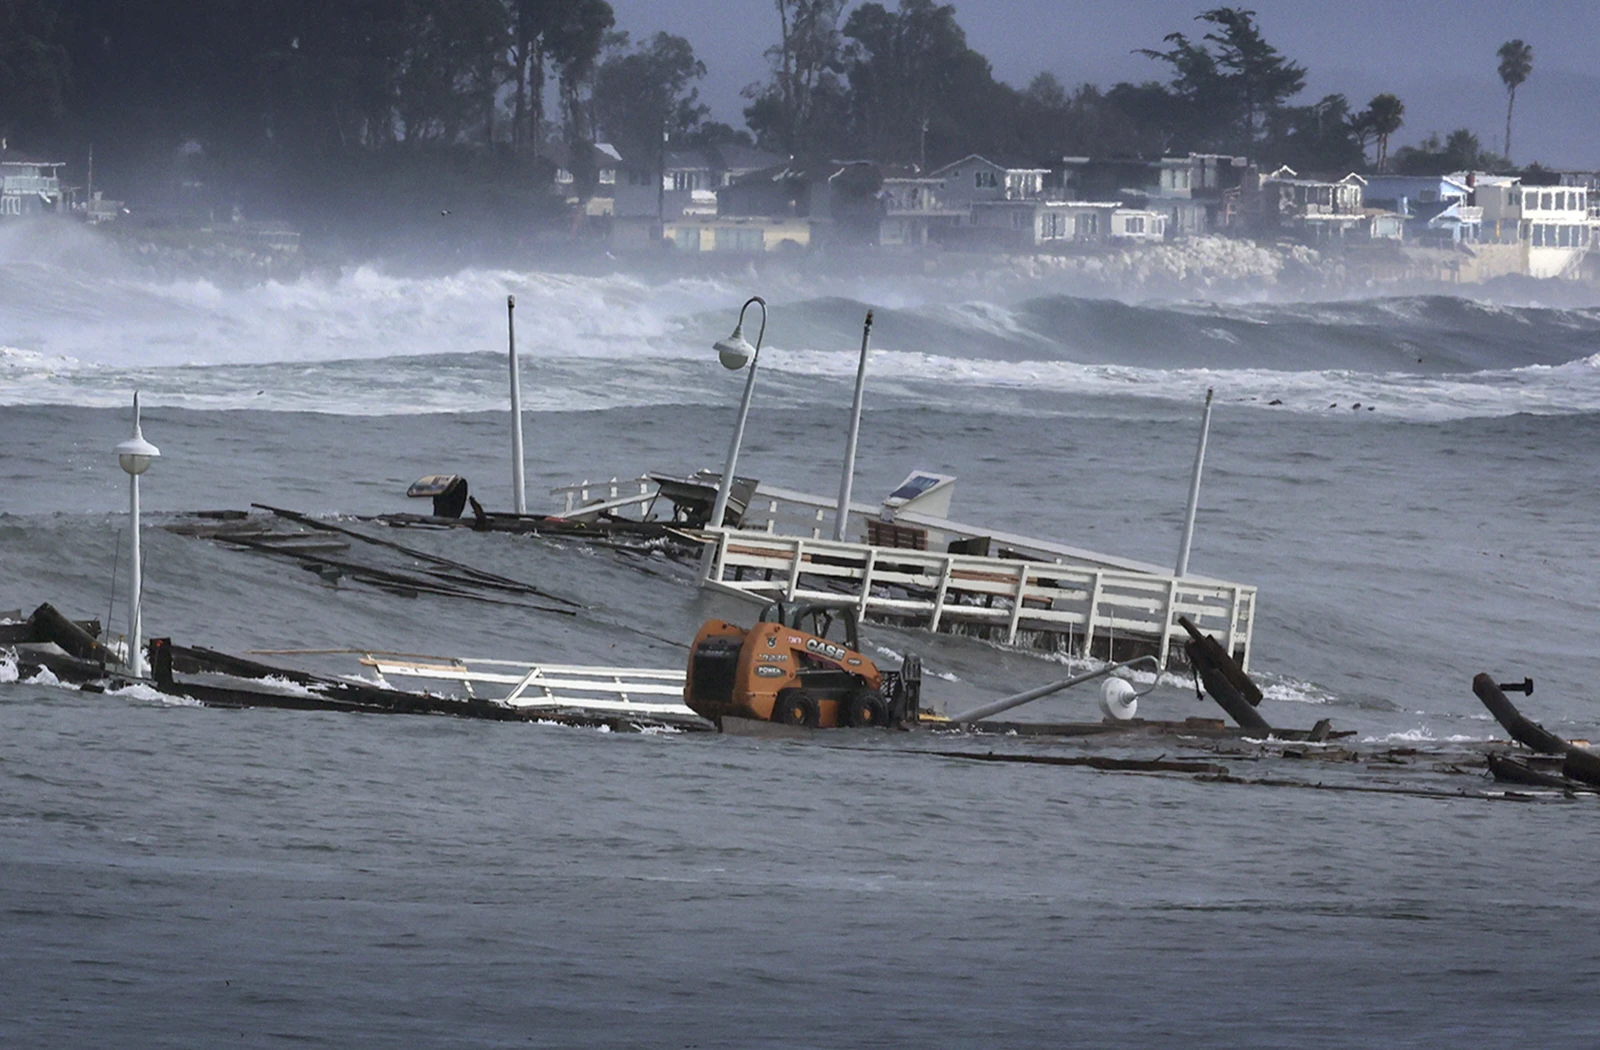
708,295 -> 766,532
114,391 -> 160,677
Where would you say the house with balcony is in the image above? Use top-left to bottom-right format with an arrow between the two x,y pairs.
1360,174 -> 1479,245
963,199 -> 1153,250
1058,155 -> 1228,237
878,171 -> 966,247
1248,167 -> 1367,241
1456,175 -> 1591,279
0,146 -> 65,218
614,144 -> 786,221
1513,179 -> 1591,277
929,155 -> 1052,210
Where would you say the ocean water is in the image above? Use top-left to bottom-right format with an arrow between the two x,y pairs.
4,220 -> 1600,1046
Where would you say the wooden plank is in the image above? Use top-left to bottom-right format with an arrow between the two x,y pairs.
784,539 -> 805,599
928,557 -> 955,631
1006,562 -> 1030,645
857,547 -> 879,619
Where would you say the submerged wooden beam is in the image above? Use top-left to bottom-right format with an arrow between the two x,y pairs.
1473,672 -> 1600,787
927,749 -> 1228,775
29,603 -> 116,665
1180,616 -> 1272,733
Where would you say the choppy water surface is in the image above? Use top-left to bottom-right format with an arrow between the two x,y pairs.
3,222 -> 1600,1046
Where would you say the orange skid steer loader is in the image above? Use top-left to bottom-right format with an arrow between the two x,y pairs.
685,600 -> 921,729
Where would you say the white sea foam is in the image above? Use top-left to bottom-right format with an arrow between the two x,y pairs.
1360,727 -> 1497,744
24,666 -> 64,687
1260,678 -> 1335,705
0,652 -> 18,684
107,680 -> 202,706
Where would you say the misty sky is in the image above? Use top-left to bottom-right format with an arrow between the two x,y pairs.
609,0 -> 1600,169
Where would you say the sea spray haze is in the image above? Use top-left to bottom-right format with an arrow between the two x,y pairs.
4,219 -> 1600,1047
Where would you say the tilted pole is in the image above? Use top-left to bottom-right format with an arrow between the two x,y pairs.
709,297 -> 767,533
507,295 -> 527,515
1175,387 -> 1215,578
950,656 -> 1160,724
833,310 -> 873,542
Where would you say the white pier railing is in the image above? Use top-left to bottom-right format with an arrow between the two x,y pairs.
700,530 -> 1255,671
359,654 -> 695,718
549,477 -> 657,519
546,474 -> 1258,670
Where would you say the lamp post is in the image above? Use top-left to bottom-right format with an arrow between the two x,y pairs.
1175,387 -> 1214,578
708,295 -> 767,531
114,391 -> 160,677
832,310 -> 874,541
507,294 -> 527,515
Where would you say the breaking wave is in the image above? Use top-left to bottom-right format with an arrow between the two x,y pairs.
5,222 -> 1600,421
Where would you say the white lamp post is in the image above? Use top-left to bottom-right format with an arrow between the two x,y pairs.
708,296 -> 767,531
507,294 -> 527,515
114,391 -> 160,677
833,309 -> 874,541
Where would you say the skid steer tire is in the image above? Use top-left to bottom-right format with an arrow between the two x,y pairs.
844,689 -> 888,728
774,688 -> 820,728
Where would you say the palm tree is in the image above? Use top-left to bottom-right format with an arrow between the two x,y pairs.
1366,94 -> 1404,172
1497,40 -> 1533,162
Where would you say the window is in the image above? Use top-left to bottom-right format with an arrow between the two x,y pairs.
1075,213 -> 1098,237
1542,192 -> 1554,210
715,227 -> 764,252
1126,216 -> 1146,234
974,170 -> 997,189
672,226 -> 701,251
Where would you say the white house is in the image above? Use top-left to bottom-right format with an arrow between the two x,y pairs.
969,199 -> 1129,248
1477,176 -> 1591,278
1111,208 -> 1168,242
0,146 -> 65,218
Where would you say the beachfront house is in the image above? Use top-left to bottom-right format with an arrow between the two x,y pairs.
1477,176 -> 1592,278
1361,174 -> 1480,245
609,213 -> 810,254
929,155 -> 1052,208
0,146 -> 65,218
1249,167 -> 1367,241
614,144 -> 786,221
552,142 -> 623,217
717,160 -> 924,247
879,171 -> 966,247
1059,156 -> 1214,237
965,199 -> 1135,249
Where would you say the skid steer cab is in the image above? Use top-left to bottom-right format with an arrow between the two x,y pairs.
685,600 -> 921,729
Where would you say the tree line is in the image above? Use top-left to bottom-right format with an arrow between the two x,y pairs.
0,0 -> 1541,209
